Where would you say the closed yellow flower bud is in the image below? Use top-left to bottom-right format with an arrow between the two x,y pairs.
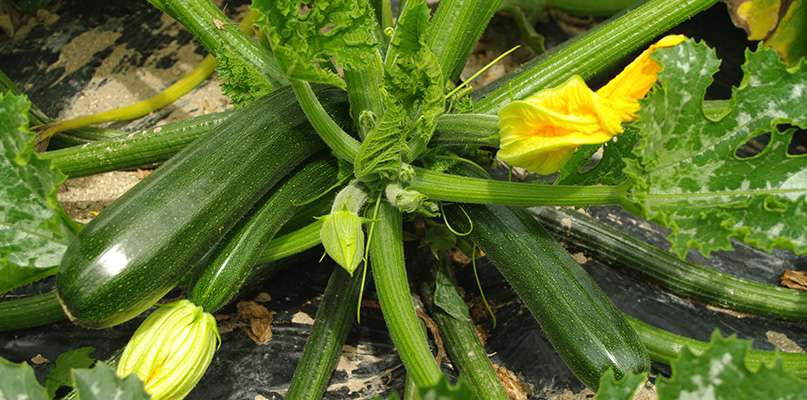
117,300 -> 219,400
497,34 -> 687,175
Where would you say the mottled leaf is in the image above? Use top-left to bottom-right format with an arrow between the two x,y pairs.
255,0 -> 379,88
624,41 -> 807,258
0,92 -> 73,294
557,127 -> 639,186
596,368 -> 647,400
656,331 -> 807,399
73,362 -> 150,400
45,347 -> 96,398
0,357 -> 48,400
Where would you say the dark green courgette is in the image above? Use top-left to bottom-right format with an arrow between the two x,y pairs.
189,157 -> 338,312
535,207 -> 807,322
0,291 -> 65,331
41,111 -> 232,177
446,204 -> 649,388
57,86 -> 344,328
286,268 -> 362,399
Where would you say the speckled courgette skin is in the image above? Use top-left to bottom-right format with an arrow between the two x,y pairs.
57,86 -> 344,328
448,204 -> 650,388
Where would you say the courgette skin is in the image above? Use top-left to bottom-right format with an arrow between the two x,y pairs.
57,86 -> 343,328
536,207 -> 807,321
447,204 -> 649,388
189,157 -> 338,312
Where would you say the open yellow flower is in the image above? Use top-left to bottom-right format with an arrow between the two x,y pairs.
497,34 -> 686,175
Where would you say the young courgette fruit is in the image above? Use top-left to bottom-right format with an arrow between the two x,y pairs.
446,204 -> 649,388
189,157 -> 338,312
57,86 -> 344,328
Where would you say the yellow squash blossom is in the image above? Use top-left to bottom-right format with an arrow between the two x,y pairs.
497,35 -> 687,175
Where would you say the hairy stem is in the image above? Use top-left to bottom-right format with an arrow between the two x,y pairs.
411,167 -> 626,206
370,202 -> 443,387
474,0 -> 718,113
290,80 -> 360,162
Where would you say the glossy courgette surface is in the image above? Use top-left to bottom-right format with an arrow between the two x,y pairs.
57,86 -> 345,328
448,204 -> 649,388
189,157 -> 338,312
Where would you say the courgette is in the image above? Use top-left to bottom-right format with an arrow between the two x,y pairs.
57,86 -> 344,328
535,207 -> 807,321
189,157 -> 338,312
446,204 -> 649,388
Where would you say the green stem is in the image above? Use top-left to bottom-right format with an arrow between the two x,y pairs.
258,220 -> 323,264
148,0 -> 286,87
370,202 -> 443,387
403,374 -> 420,400
536,207 -> 807,321
287,269 -> 362,399
546,0 -> 637,16
41,111 -> 230,177
422,264 -> 507,400
344,51 -> 385,139
410,167 -> 626,206
431,114 -> 499,147
628,316 -> 807,379
290,80 -> 360,162
426,0 -> 503,82
0,291 -> 66,332
474,0 -> 718,113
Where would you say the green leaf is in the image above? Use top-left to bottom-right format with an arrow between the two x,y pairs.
596,368 -> 647,400
0,92 -> 73,294
255,0 -> 379,88
0,357 -> 48,400
216,53 -> 275,106
44,347 -> 96,398
624,41 -> 807,258
657,331 -> 807,399
418,375 -> 475,400
433,263 -> 472,322
557,127 -> 639,186
72,362 -> 150,400
353,0 -> 444,181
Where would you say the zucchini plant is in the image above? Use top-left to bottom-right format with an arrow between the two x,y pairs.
1,0 -> 806,398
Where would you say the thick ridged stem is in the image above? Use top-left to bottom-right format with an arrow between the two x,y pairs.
474,0 -> 719,113
410,168 -> 626,207
370,202 -> 443,387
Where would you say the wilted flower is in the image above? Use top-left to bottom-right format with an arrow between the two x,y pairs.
497,35 -> 687,175
117,300 -> 219,400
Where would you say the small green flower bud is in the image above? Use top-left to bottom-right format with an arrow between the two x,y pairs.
117,300 -> 219,400
320,210 -> 365,275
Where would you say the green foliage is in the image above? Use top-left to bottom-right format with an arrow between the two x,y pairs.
216,53 -> 275,106
73,362 -> 150,400
595,368 -> 647,400
418,375 -> 475,400
624,41 -> 807,258
557,128 -> 638,186
45,347 -> 96,398
0,357 -> 48,400
353,0 -> 444,181
433,263 -> 472,322
657,331 -> 807,399
320,182 -> 367,274
0,92 -> 73,294
255,0 -> 379,88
